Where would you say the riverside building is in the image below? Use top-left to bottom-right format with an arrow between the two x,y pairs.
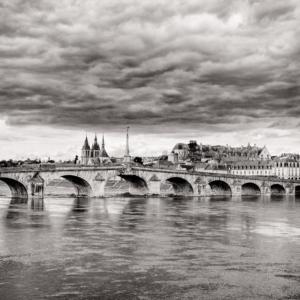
168,140 -> 300,180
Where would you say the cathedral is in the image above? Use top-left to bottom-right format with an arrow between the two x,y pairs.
81,134 -> 111,165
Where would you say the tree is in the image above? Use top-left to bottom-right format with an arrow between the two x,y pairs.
188,140 -> 201,161
74,155 -> 79,164
133,156 -> 143,165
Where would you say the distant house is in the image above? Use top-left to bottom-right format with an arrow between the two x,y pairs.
171,143 -> 189,162
258,146 -> 271,160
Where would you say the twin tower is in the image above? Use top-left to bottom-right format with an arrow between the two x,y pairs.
81,135 -> 111,165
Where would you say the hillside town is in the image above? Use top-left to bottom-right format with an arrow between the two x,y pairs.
167,141 -> 300,180
78,134 -> 300,181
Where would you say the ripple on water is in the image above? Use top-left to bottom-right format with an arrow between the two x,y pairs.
0,195 -> 299,299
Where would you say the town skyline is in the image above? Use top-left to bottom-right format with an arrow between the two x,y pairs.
0,124 -> 299,161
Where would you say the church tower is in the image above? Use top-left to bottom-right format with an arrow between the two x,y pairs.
81,136 -> 90,165
91,134 -> 100,159
100,135 -> 109,160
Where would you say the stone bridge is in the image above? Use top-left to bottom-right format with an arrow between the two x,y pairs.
0,164 -> 299,198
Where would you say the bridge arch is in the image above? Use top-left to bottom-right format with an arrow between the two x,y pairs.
119,174 -> 148,195
242,182 -> 261,196
209,180 -> 232,196
164,177 -> 194,195
60,175 -> 92,197
0,177 -> 28,198
270,184 -> 285,195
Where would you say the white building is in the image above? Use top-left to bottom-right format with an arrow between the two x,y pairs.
230,160 -> 300,180
273,161 -> 300,180
230,161 -> 274,177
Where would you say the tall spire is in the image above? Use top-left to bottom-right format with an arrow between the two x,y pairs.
81,134 -> 90,165
91,133 -> 100,151
123,126 -> 131,163
125,126 -> 130,156
102,134 -> 105,150
100,134 -> 109,158
82,135 -> 90,150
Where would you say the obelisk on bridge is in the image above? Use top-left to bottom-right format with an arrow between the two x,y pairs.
123,126 -> 131,163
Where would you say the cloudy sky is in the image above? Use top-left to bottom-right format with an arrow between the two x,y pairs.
0,0 -> 299,160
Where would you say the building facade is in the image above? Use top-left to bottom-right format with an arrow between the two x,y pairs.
230,161 -> 274,177
273,161 -> 300,180
230,160 -> 300,180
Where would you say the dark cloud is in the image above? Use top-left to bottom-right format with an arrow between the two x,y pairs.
0,0 -> 299,137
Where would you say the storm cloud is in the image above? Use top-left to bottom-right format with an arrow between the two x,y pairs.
0,0 -> 300,155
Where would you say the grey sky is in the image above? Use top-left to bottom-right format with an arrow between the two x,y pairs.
0,0 -> 299,159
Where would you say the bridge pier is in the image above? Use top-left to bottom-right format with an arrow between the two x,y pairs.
232,185 -> 242,196
264,187 -> 271,195
192,183 -> 205,196
148,180 -> 161,195
90,180 -> 106,197
30,182 -> 44,198
286,183 -> 294,195
28,173 -> 45,198
86,172 -> 106,197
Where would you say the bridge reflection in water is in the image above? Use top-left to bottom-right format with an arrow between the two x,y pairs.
1,193 -> 300,299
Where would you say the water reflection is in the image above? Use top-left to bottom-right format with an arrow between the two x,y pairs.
270,194 -> 286,201
0,195 -> 300,299
241,195 -> 261,202
119,198 -> 148,229
4,197 -> 52,231
72,196 -> 90,213
208,195 -> 232,202
64,197 -> 91,228
31,198 -> 44,210
29,198 -> 52,229
6,197 -> 28,221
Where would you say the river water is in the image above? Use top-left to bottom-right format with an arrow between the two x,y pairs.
0,194 -> 300,300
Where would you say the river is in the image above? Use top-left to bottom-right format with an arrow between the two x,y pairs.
0,194 -> 300,299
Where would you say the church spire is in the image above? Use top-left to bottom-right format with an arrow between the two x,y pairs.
123,126 -> 131,163
82,135 -> 90,150
100,134 -> 109,158
102,134 -> 105,150
81,134 -> 90,165
91,133 -> 100,151
125,126 -> 130,156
